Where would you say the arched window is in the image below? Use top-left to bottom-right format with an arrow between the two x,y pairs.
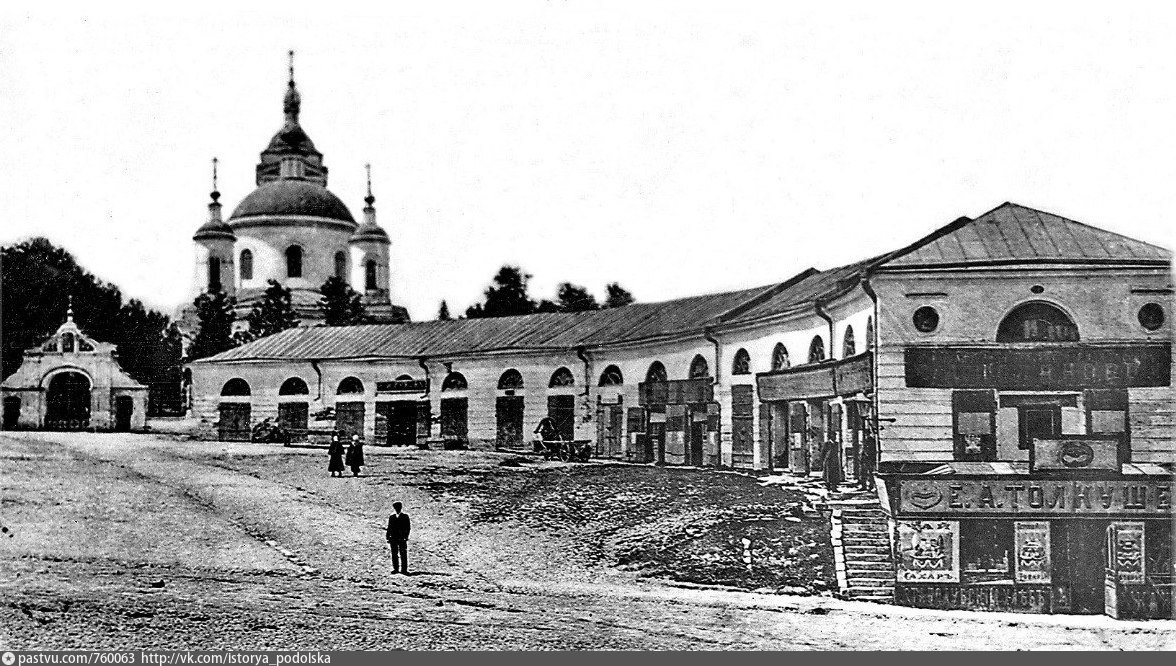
334,251 -> 346,280
240,249 -> 253,281
808,336 -> 825,364
208,257 -> 221,292
996,301 -> 1079,342
286,246 -> 303,278
598,365 -> 624,386
442,372 -> 468,391
549,367 -> 575,387
336,377 -> 364,395
365,260 -> 378,290
498,369 -> 524,390
396,374 -> 414,381
689,355 -> 710,379
865,316 -> 875,351
279,377 -> 309,395
772,343 -> 790,371
645,361 -> 667,383
732,348 -> 751,375
61,332 -> 75,353
842,326 -> 856,357
221,378 -> 251,396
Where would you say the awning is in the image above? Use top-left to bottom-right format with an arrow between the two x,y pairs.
756,352 -> 872,401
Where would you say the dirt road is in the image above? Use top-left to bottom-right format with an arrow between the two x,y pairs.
1,431 -> 1172,650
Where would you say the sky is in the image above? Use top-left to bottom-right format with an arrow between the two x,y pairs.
2,1 -> 1174,321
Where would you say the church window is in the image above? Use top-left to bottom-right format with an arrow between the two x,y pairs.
208,257 -> 221,292
240,250 -> 253,281
286,246 -> 303,279
334,251 -> 346,280
365,260 -> 378,290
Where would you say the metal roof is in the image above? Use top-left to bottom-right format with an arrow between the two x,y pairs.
196,202 -> 1171,365
881,202 -> 1170,268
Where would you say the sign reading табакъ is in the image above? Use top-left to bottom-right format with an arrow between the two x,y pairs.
899,479 -> 1172,515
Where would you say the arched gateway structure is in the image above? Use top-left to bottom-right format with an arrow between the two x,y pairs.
2,308 -> 148,431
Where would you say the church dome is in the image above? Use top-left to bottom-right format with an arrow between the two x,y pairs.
229,179 -> 356,224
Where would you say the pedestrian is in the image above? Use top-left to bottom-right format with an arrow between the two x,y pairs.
386,501 -> 411,574
821,438 -> 842,492
345,434 -> 365,477
534,416 -> 559,442
327,433 -> 346,477
859,424 -> 878,491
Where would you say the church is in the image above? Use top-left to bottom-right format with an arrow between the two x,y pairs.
185,53 -> 409,329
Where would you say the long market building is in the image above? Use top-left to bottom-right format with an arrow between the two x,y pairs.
189,202 -> 1173,619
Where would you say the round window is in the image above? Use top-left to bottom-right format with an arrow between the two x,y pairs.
1138,303 -> 1165,331
913,306 -> 940,333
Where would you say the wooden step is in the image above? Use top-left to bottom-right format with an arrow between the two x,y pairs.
842,523 -> 888,533
847,561 -> 894,571
843,552 -> 891,562
844,545 -> 891,555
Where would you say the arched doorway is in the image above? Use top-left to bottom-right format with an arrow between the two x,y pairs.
278,377 -> 310,442
46,371 -> 91,430
218,378 -> 252,441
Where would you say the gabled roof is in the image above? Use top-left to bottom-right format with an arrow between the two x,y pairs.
880,202 -> 1170,269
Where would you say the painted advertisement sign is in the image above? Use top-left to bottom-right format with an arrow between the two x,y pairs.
1111,521 -> 1146,585
904,343 -> 1171,389
898,479 -> 1172,516
1014,521 -> 1051,584
1031,437 -> 1120,472
897,520 -> 960,583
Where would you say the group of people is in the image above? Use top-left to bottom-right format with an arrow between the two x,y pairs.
816,421 -> 878,493
325,433 -> 413,574
328,433 -> 365,477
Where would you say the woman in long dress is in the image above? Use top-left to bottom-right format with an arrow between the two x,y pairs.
328,434 -> 346,477
345,434 -> 365,477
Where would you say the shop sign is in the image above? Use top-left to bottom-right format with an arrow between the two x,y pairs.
898,479 -> 1172,516
1014,521 -> 1051,584
904,344 -> 1171,389
756,353 -> 874,401
896,520 -> 960,583
1032,437 -> 1120,472
1110,521 -> 1145,585
376,379 -> 428,394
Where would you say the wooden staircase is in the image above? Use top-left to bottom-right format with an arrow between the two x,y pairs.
827,490 -> 896,602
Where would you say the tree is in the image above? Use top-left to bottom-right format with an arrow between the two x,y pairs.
190,290 -> 238,361
556,282 -> 599,312
318,276 -> 368,326
604,282 -> 635,308
242,280 -> 300,340
437,300 -> 452,321
466,265 -> 537,318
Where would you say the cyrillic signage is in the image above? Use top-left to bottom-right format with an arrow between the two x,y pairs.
376,379 -> 428,394
756,352 -> 873,401
904,344 -> 1171,389
897,478 -> 1172,516
896,520 -> 960,583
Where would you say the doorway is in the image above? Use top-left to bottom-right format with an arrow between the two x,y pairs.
376,401 -> 418,446
440,397 -> 468,443
46,372 -> 91,430
596,403 -> 623,457
687,417 -> 705,467
114,395 -> 134,431
218,403 -> 251,441
3,397 -> 20,429
278,402 -> 309,442
495,396 -> 525,449
1052,520 -> 1108,614
547,395 -> 575,442
335,402 -> 365,440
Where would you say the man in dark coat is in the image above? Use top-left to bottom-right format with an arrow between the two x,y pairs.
327,434 -> 346,477
345,434 -> 365,477
858,424 -> 878,491
821,438 -> 842,492
386,501 -> 411,574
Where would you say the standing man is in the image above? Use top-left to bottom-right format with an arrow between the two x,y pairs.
858,422 -> 878,491
386,501 -> 411,574
821,437 -> 842,492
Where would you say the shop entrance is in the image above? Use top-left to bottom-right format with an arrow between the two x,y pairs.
335,402 -> 364,440
686,417 -> 705,466
546,395 -> 575,441
377,400 -> 418,447
1052,520 -> 1108,614
3,396 -> 21,429
495,396 -> 525,449
595,402 -> 623,457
